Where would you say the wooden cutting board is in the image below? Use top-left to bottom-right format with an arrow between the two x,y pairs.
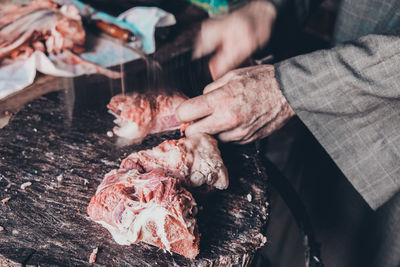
0,91 -> 269,266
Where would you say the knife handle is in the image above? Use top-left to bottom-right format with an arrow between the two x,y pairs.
95,20 -> 132,42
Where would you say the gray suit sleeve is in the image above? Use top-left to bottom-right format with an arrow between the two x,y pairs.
274,29 -> 400,210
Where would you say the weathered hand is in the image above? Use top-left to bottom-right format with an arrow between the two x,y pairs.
176,65 -> 295,144
193,1 -> 277,80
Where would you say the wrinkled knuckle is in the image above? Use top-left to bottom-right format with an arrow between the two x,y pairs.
218,86 -> 232,100
235,112 -> 244,123
235,91 -> 246,103
205,98 -> 215,113
227,112 -> 241,127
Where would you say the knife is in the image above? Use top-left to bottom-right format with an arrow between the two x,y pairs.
55,0 -> 142,45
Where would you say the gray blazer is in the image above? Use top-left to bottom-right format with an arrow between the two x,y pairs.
271,0 -> 400,210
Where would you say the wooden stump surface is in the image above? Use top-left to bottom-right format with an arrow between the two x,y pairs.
0,91 -> 269,266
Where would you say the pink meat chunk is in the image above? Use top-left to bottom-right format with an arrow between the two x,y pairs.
107,93 -> 188,142
0,0 -> 85,61
87,169 -> 199,259
0,0 -> 120,78
121,134 -> 229,190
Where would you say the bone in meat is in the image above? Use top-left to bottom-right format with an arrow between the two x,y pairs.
121,134 -> 229,190
87,169 -> 199,259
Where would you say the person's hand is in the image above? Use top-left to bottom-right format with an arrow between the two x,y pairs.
193,1 -> 277,80
176,65 -> 295,144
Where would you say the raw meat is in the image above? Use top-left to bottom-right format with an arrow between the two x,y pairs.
88,95 -> 229,259
0,0 -> 120,79
121,134 -> 229,190
0,0 -> 58,29
107,93 -> 188,142
0,0 -> 85,60
87,169 -> 199,259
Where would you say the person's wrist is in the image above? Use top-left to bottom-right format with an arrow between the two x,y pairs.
269,66 -> 295,118
283,97 -> 296,118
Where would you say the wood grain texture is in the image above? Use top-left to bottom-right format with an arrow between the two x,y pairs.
0,91 -> 269,266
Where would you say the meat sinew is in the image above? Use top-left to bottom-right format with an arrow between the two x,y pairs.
107,93 -> 188,142
87,169 -> 199,259
121,134 -> 229,190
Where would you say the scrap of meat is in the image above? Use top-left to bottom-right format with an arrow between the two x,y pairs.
59,50 -> 121,79
107,93 -> 188,142
88,247 -> 98,264
0,0 -> 84,60
121,134 -> 229,190
0,0 -> 57,28
87,169 -> 199,259
0,0 -> 120,79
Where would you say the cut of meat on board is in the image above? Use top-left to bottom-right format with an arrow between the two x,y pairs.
88,134 -> 228,259
121,134 -> 229,190
87,169 -> 200,259
107,93 -> 188,143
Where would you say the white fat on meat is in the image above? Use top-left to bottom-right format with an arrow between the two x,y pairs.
97,206 -> 171,249
87,169 -> 199,259
114,122 -> 141,140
